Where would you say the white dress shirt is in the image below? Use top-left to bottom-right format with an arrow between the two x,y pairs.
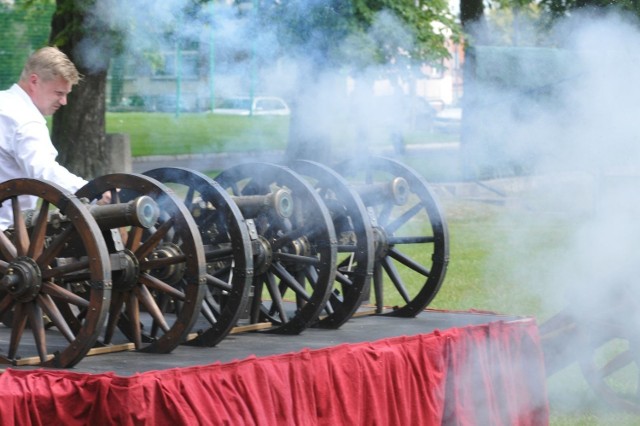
0,84 -> 87,229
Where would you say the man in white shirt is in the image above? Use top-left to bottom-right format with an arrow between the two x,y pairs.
0,46 -> 91,229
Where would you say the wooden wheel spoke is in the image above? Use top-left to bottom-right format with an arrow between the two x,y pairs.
11,196 -> 29,256
8,302 -> 28,359
134,218 -> 174,259
250,278 -> 264,323
37,294 -> 75,343
41,282 -> 90,308
125,291 -> 142,348
373,263 -> 384,312
598,350 -> 636,378
139,272 -> 186,301
200,290 -> 219,325
335,270 -> 354,287
388,247 -> 431,276
126,226 -> 144,251
264,273 -> 288,323
378,203 -> 393,227
42,259 -> 90,280
135,285 -> 170,333
271,262 -> 311,301
36,225 -> 75,268
0,293 -> 15,318
385,202 -> 423,234
184,186 -> 195,210
27,200 -> 51,258
0,230 -> 18,261
0,259 -> 9,274
205,274 -> 233,292
382,257 -> 411,303
104,291 -> 126,344
204,246 -> 234,262
273,251 -> 320,266
387,235 -> 435,245
139,254 -> 188,271
26,301 -> 47,361
304,265 -> 319,290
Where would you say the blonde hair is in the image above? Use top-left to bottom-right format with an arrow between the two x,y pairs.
19,46 -> 81,85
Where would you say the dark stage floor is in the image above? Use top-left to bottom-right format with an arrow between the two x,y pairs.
1,310 -> 521,376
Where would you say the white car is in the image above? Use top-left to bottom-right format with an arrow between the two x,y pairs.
212,96 -> 291,116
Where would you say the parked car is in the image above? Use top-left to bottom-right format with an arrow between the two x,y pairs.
212,96 -> 291,116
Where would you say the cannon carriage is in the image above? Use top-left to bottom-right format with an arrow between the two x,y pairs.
0,155 -> 450,367
540,294 -> 640,413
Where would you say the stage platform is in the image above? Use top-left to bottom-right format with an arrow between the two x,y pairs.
0,310 -> 550,425
62,309 -> 520,375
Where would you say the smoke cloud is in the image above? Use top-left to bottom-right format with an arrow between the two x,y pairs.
466,9 -> 640,415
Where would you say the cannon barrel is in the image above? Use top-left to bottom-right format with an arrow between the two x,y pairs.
23,195 -> 159,230
88,196 -> 160,229
231,188 -> 293,219
352,177 -> 410,206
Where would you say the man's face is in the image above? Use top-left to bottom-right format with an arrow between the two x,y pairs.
29,74 -> 73,116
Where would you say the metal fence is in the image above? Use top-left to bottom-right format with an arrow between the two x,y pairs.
0,2 -> 54,90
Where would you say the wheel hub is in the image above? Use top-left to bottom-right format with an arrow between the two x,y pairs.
1,257 -> 42,302
372,226 -> 390,260
252,236 -> 273,275
149,243 -> 186,286
112,249 -> 140,292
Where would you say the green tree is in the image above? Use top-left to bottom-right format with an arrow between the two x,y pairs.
253,0 -> 460,162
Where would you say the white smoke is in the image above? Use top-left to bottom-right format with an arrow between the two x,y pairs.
465,9 -> 640,415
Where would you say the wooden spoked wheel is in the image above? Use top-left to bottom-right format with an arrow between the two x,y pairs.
215,162 -> 337,334
77,174 -> 206,353
144,167 -> 253,347
0,178 -> 111,367
290,160 -> 374,328
335,156 -> 449,317
578,308 -> 640,413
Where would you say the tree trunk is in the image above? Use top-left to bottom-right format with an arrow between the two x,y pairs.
49,0 -> 112,179
459,0 -> 485,180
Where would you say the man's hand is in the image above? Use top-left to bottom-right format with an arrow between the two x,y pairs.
96,190 -> 112,205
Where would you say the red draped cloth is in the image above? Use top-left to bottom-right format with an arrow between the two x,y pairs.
0,319 -> 548,425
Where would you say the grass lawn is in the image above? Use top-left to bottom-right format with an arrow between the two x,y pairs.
106,112 -> 291,157
106,111 -> 458,160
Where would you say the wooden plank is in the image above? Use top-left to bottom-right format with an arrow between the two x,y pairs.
12,354 -> 54,366
230,322 -> 272,334
86,343 -> 135,356
350,309 -> 379,318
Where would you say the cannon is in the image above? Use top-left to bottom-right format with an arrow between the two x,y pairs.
329,156 -> 449,317
146,162 -> 337,338
0,179 -> 111,367
289,160 -> 374,328
540,301 -> 640,413
75,174 -> 207,354
0,177 -> 176,367
142,167 -> 254,347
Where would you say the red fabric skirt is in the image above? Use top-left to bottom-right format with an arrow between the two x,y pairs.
0,318 -> 548,425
